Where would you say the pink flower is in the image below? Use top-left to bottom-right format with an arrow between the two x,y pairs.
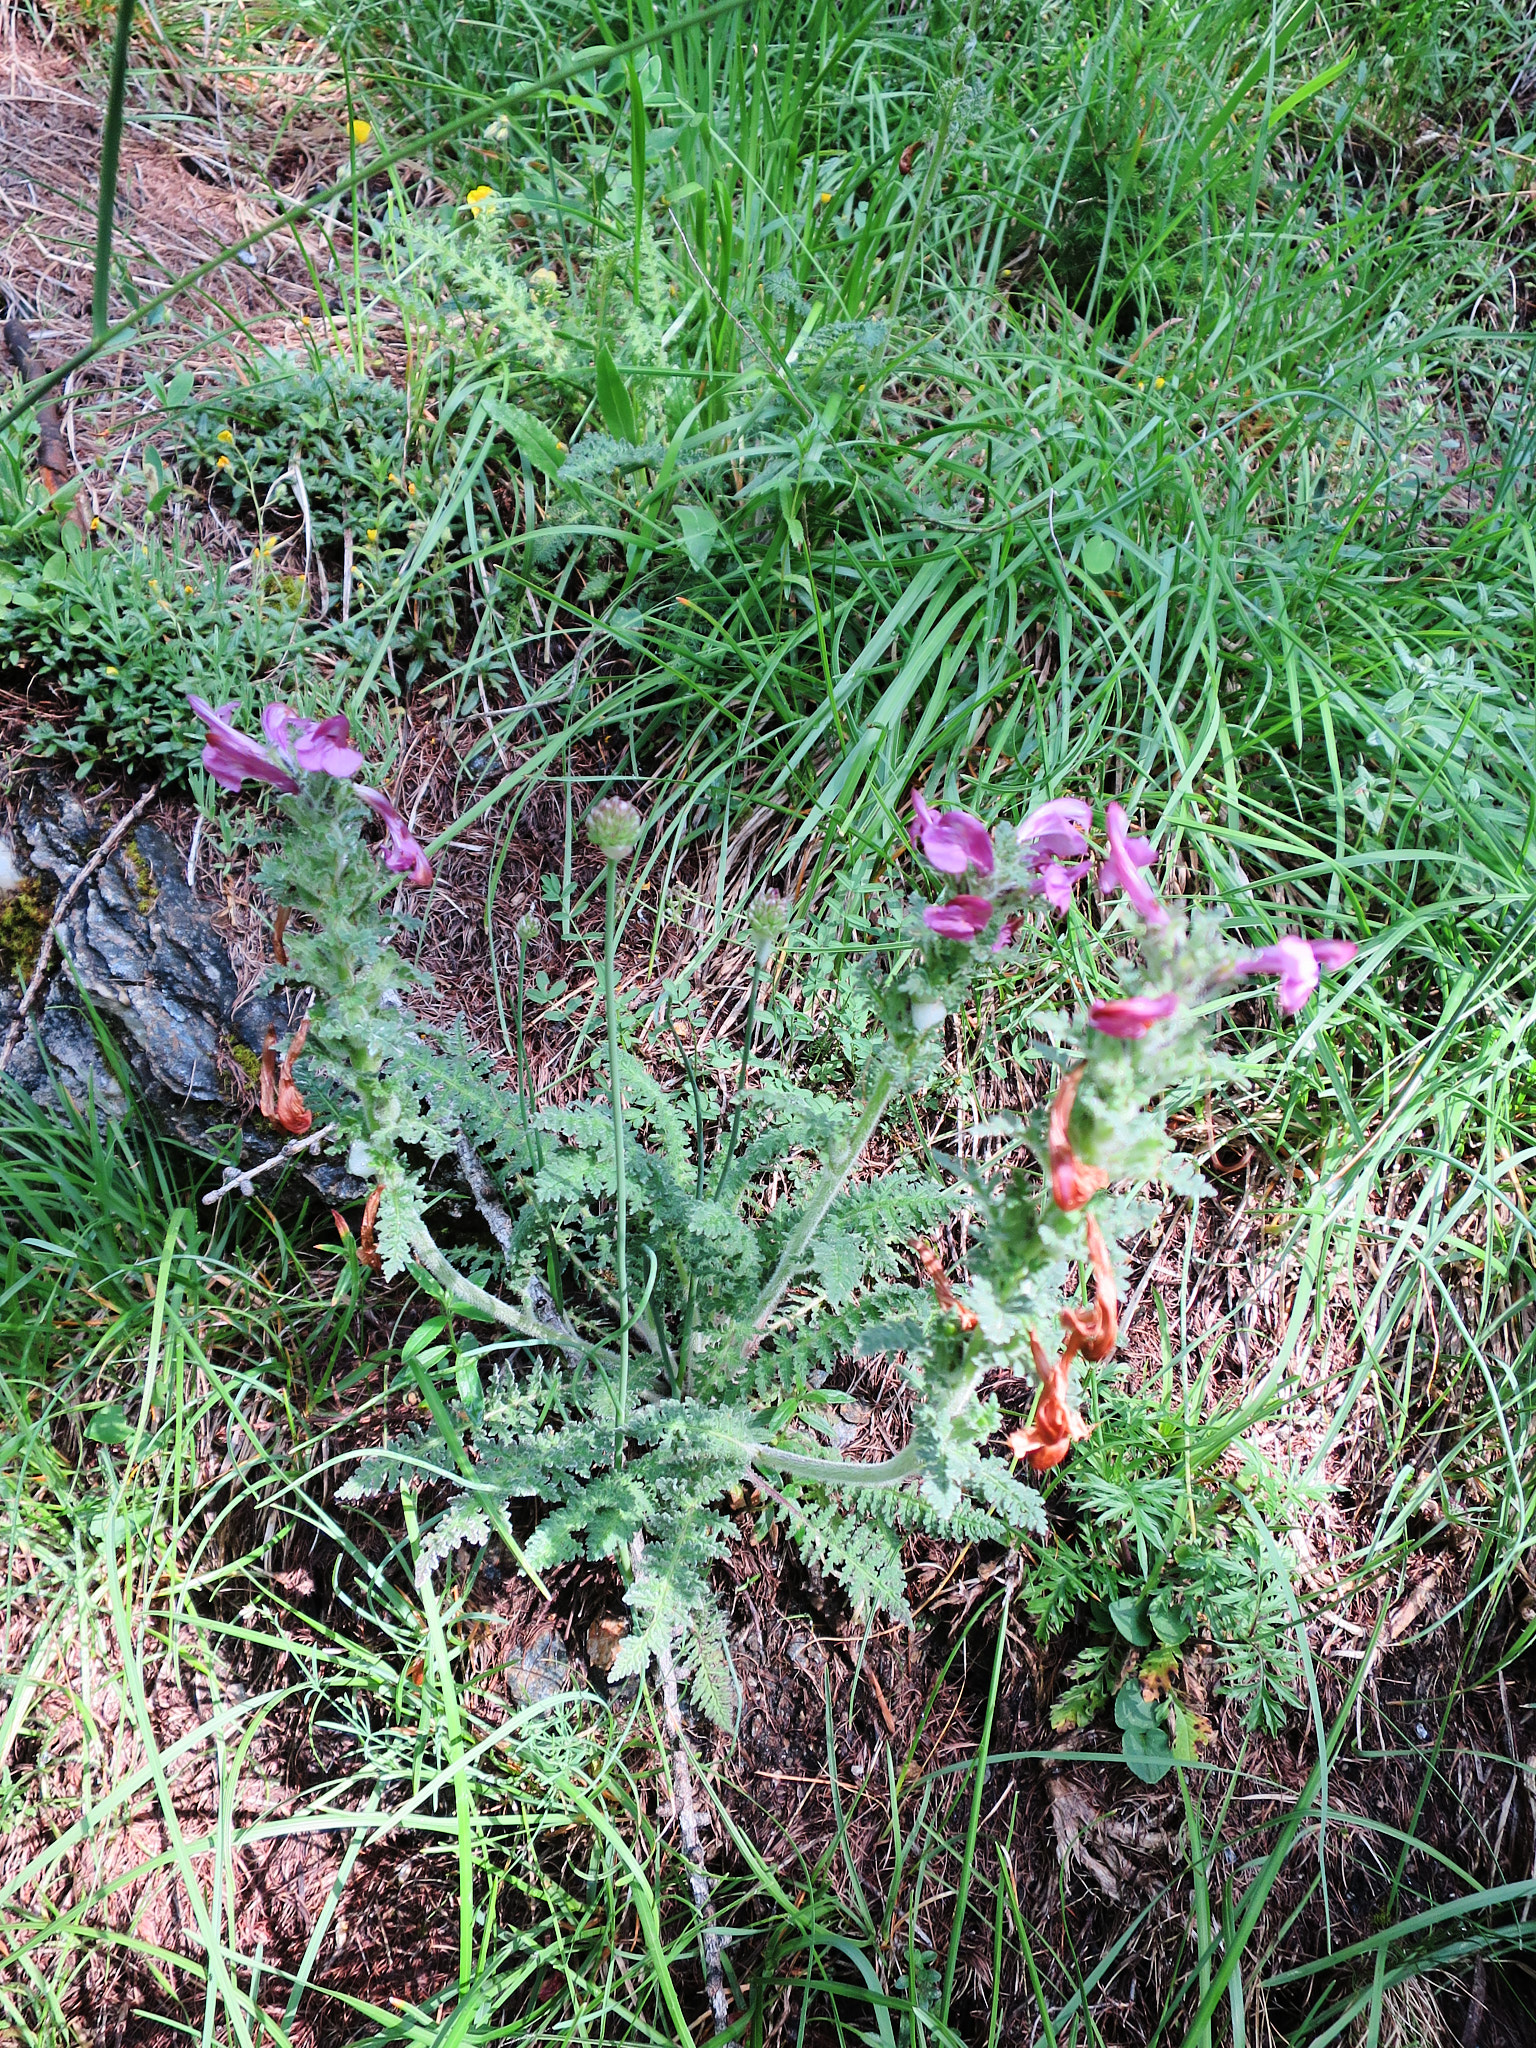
261,703 -> 365,780
357,785 -> 433,887
1028,856 -> 1092,915
1017,797 -> 1092,861
924,894 -> 993,938
189,695 -> 300,794
1310,940 -> 1359,971
1088,992 -> 1180,1039
1099,802 -> 1167,928
911,792 -> 994,877
1234,935 -> 1357,1014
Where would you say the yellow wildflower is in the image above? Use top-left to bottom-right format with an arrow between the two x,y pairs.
818,191 -> 831,204
1154,376 -> 1165,389
366,527 -> 379,541
465,185 -> 496,218
216,455 -> 231,470
350,119 -> 371,147
216,429 -> 233,443
104,665 -> 118,676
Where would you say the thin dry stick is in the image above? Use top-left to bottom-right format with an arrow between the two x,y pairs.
455,1133 -> 514,1257
632,1536 -> 728,2030
0,781 -> 161,1073
201,1122 -> 339,1204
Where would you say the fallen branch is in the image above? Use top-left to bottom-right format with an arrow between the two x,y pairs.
634,1535 -> 728,2032
455,1133 -> 515,1258
0,782 -> 162,1075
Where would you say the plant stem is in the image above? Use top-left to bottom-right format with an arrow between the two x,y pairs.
943,1583 -> 1011,2023
713,954 -> 763,1199
92,0 -> 138,342
1178,1749 -> 1213,2048
515,932 -> 543,1169
752,1439 -> 919,1489
744,1064 -> 895,1341
403,1487 -> 474,1990
408,1228 -> 614,1370
604,859 -> 631,1464
882,75 -> 958,341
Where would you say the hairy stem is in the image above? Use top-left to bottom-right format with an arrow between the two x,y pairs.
744,1064 -> 896,1343
751,1439 -> 919,1489
409,1229 -> 615,1369
604,860 -> 631,1463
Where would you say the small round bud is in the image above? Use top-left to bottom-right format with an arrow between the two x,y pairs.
911,997 -> 947,1035
586,796 -> 643,860
515,910 -> 541,945
529,266 -> 562,300
746,889 -> 790,965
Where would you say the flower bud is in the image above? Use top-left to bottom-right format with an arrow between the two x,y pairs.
586,797 -> 643,860
515,910 -> 541,944
746,889 -> 790,965
911,997 -> 946,1035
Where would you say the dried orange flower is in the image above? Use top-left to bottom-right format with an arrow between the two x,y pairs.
1048,1063 -> 1108,1211
1008,1329 -> 1093,1471
915,1240 -> 978,1331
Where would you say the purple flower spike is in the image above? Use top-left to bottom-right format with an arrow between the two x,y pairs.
1099,802 -> 1167,928
261,703 -> 365,781
924,894 -> 994,938
189,695 -> 300,794
1017,796 -> 1092,861
1088,992 -> 1180,1039
1234,935 -> 1357,1014
911,791 -> 994,877
357,785 -> 434,887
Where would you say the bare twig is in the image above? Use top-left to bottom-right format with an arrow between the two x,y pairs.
633,1535 -> 728,2031
201,1123 -> 339,1204
455,1133 -> 514,1259
0,781 -> 162,1074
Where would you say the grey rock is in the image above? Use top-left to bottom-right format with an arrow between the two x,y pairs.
1,776 -> 360,1194
507,1631 -> 574,1705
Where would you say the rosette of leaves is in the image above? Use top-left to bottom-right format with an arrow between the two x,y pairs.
182,360 -> 417,553
250,782 -> 1310,1738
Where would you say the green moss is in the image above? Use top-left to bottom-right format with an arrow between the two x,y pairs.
224,1036 -> 264,1087
0,877 -> 56,983
217,1034 -> 266,1105
120,837 -> 159,916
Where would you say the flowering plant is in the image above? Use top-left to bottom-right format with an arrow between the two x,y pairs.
194,735 -> 1359,1740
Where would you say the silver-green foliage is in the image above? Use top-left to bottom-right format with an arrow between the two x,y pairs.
248,776 -> 1293,1728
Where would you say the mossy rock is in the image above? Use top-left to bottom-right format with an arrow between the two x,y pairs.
0,875 -> 56,983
